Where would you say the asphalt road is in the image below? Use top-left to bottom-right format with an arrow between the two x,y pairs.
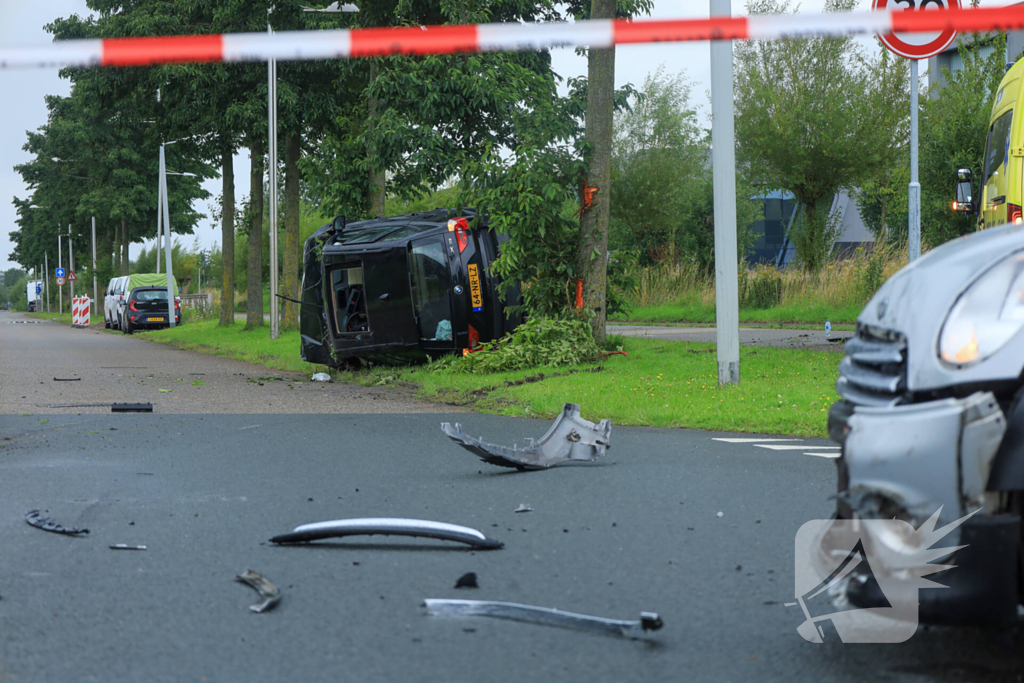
1,310 -> 1022,682
0,310 -> 448,415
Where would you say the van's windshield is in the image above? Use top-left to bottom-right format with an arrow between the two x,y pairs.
983,109 -> 1014,188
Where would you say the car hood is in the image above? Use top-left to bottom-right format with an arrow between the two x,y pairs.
858,223 -> 1024,393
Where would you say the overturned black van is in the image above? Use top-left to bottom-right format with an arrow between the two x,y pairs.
300,209 -> 522,367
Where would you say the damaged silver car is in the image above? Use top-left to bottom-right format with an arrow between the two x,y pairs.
828,224 -> 1024,627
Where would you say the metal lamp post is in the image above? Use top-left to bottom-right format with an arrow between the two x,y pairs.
265,2 -> 358,341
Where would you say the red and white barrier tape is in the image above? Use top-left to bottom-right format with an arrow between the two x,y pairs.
0,6 -> 1022,69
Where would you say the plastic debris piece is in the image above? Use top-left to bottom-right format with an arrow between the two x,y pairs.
441,403 -> 611,470
53,377 -> 81,382
112,403 -> 153,413
270,518 -> 503,550
716,511 -> 724,518
25,509 -> 89,536
311,372 -> 332,382
424,599 -> 663,638
109,544 -> 147,551
513,504 -> 533,513
454,572 -> 479,589
236,569 -> 281,613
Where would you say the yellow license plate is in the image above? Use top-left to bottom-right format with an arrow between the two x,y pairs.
149,317 -> 165,322
467,263 -> 483,312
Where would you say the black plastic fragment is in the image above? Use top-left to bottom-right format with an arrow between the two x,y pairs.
53,377 -> 81,382
112,403 -> 153,413
455,572 -> 479,589
25,509 -> 89,536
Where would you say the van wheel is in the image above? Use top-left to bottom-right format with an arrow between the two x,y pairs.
123,319 -> 133,335
104,315 -> 110,330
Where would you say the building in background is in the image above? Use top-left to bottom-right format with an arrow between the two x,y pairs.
928,2 -> 1024,94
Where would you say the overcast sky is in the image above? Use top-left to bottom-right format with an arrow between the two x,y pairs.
0,0 -> 1011,272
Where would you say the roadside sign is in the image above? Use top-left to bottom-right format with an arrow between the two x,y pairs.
36,284 -> 42,294
872,0 -> 960,60
55,267 -> 65,278
56,276 -> 66,286
67,270 -> 77,281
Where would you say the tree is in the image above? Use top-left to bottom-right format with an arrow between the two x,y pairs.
575,0 -> 617,343
246,136 -> 265,329
919,32 -> 1006,247
854,46 -> 910,245
735,0 -> 878,271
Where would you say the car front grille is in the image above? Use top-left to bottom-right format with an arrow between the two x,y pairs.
835,324 -> 908,408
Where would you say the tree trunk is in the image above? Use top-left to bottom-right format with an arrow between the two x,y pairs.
121,219 -> 130,275
246,137 -> 265,329
368,60 -> 386,217
219,150 -> 235,326
575,0 -> 616,345
112,223 -> 121,275
283,128 -> 301,330
101,224 -> 114,284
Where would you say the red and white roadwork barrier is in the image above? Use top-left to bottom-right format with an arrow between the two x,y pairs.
72,297 -> 90,328
0,6 -> 1022,69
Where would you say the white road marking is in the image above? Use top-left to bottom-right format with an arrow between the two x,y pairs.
753,444 -> 840,451
804,452 -> 841,459
711,438 -> 802,444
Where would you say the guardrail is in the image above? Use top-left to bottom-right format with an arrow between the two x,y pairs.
180,293 -> 213,311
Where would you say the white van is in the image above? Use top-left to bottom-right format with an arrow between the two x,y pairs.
104,276 -> 129,329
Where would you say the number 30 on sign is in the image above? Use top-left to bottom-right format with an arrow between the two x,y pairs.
872,0 -> 960,60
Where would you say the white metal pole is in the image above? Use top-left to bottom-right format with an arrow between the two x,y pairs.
710,0 -> 740,386
908,58 -> 921,261
160,144 -> 176,327
156,155 -> 162,275
69,226 -> 75,304
268,20 -> 280,341
92,216 -> 97,317
58,231 -> 62,316
44,252 -> 49,313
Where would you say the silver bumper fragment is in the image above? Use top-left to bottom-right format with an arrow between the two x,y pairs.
441,403 -> 611,470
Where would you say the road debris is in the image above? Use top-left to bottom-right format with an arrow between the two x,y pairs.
424,599 -> 663,638
270,518 -> 503,549
311,372 -> 332,382
454,572 -> 479,589
109,544 -> 147,551
24,509 -> 89,536
111,403 -> 153,413
513,504 -> 533,513
53,377 -> 81,382
441,403 -> 611,470
235,569 -> 281,613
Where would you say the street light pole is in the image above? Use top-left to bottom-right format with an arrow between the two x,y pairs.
159,143 -> 177,328
44,252 -> 49,313
908,58 -> 921,262
58,231 -> 62,316
69,224 -> 75,304
268,17 -> 280,341
709,0 -> 740,386
92,216 -> 97,318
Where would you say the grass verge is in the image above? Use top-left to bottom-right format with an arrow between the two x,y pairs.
612,301 -> 863,326
99,319 -> 840,437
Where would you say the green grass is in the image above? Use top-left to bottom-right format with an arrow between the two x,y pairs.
613,301 -> 862,327
349,337 -> 841,437
132,318 -> 331,375
88,317 -> 841,437
30,311 -> 74,324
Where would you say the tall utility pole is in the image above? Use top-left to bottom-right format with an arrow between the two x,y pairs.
69,225 -> 75,304
268,18 -> 280,341
58,232 -> 63,316
91,217 -> 98,317
44,252 -> 49,313
159,143 -> 177,327
908,58 -> 921,261
710,0 -> 740,386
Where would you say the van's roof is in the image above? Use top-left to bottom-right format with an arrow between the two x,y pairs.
323,209 -> 486,250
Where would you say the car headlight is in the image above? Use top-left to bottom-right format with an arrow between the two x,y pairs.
939,251 -> 1024,366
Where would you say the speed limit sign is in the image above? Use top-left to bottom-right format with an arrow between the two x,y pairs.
872,0 -> 960,60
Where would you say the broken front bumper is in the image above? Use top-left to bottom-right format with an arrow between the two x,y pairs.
827,392 -> 1020,626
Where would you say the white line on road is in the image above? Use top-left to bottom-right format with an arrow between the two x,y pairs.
711,438 -> 802,444
804,452 -> 841,459
753,444 -> 840,451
